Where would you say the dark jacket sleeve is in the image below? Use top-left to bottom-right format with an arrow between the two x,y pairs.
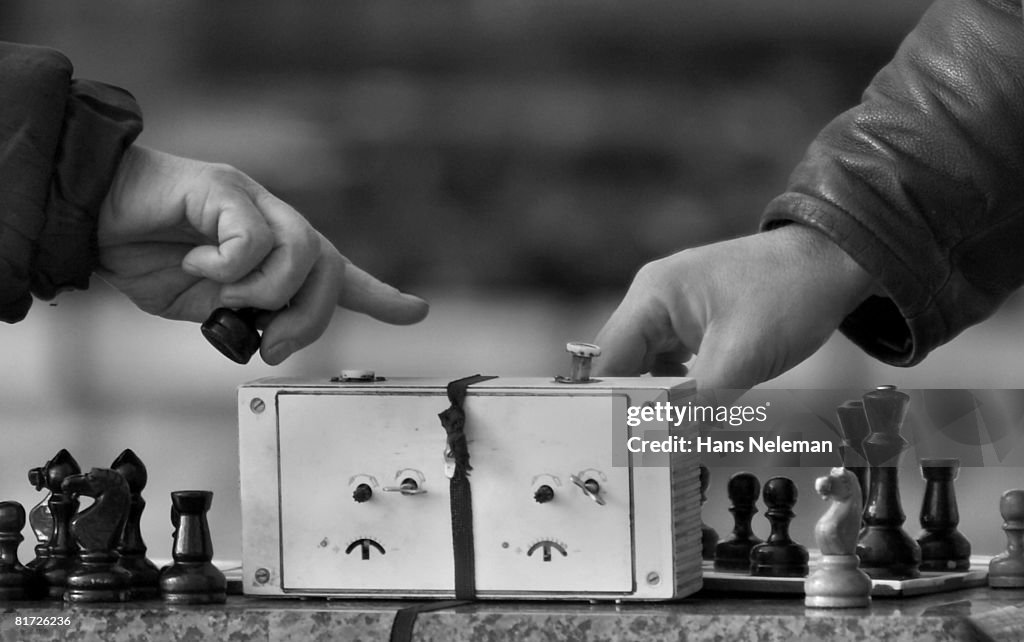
0,42 -> 142,323
760,0 -> 1024,366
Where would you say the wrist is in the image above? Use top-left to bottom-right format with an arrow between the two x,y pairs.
767,223 -> 878,314
99,146 -> 191,245
99,144 -> 143,238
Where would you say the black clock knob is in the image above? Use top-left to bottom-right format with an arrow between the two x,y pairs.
201,308 -> 262,364
534,485 -> 555,504
352,484 -> 373,503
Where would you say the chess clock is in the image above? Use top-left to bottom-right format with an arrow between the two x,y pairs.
237,347 -> 703,600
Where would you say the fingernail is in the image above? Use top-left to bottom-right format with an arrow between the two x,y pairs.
181,259 -> 202,276
401,290 -> 428,301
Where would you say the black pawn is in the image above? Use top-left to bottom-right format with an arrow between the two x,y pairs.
857,386 -> 921,579
714,472 -> 763,572
112,450 -> 160,598
27,449 -> 81,598
917,458 -> 971,572
750,477 -> 809,577
989,490 -> 1024,587
0,502 -> 44,600
836,400 -> 871,512
699,465 -> 719,560
159,491 -> 226,604
63,468 -> 132,602
201,308 -> 262,364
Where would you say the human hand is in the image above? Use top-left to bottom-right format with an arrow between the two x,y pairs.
593,225 -> 875,389
96,145 -> 428,364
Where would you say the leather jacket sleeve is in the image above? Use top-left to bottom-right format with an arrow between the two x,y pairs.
761,0 -> 1024,366
0,42 -> 142,323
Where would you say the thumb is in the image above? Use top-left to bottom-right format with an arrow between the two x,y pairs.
337,262 -> 429,325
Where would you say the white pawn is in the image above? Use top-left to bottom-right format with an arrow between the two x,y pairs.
805,467 -> 872,608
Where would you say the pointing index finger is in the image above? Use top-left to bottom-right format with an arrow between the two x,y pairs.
337,261 -> 429,325
593,303 -> 656,376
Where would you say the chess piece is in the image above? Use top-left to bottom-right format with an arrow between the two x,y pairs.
989,489 -> 1024,588
63,468 -> 132,602
201,307 -> 262,364
713,472 -> 762,572
699,464 -> 719,560
835,400 -> 871,511
917,458 -> 971,572
25,495 -> 51,571
159,491 -> 226,604
750,477 -> 809,577
27,449 -> 81,598
112,450 -> 161,598
857,386 -> 921,579
805,467 -> 872,607
0,502 -> 44,600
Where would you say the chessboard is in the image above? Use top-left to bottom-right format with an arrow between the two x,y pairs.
701,555 -> 990,598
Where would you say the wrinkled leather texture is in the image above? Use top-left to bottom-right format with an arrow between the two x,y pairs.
0,42 -> 142,323
762,0 -> 1024,366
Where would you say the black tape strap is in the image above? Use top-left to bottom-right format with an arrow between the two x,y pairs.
389,600 -> 473,642
438,374 -> 497,600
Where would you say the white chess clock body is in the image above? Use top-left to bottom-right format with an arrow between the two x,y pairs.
238,376 -> 701,601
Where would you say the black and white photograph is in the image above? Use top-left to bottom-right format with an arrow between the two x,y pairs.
2,1 -> 1024,640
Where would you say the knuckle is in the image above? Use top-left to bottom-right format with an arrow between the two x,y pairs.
301,226 -> 321,255
628,255 -> 696,322
633,251 -> 697,296
199,162 -> 245,184
632,258 -> 671,290
247,224 -> 276,254
222,220 -> 274,262
282,212 -> 320,253
279,223 -> 319,262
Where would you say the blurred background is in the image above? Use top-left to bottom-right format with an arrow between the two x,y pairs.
3,0 -> 1024,565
